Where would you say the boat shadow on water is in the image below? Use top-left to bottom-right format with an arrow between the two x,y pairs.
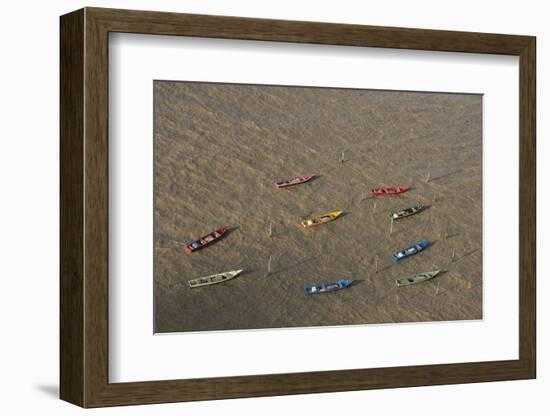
444,232 -> 460,240
224,226 -> 239,237
211,225 -> 239,245
429,168 -> 464,183
424,269 -> 449,283
348,279 -> 364,288
325,211 -> 351,222
421,269 -> 449,287
418,204 -> 432,214
453,247 -> 481,263
303,174 -> 323,185
308,175 -> 322,184
423,240 -> 436,252
338,211 -> 351,220
434,270 -> 449,280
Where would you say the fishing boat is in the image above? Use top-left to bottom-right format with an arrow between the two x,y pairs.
396,270 -> 441,287
185,226 -> 229,253
392,240 -> 430,261
301,210 -> 342,228
275,175 -> 314,189
391,204 -> 424,220
304,279 -> 354,294
188,269 -> 243,288
370,186 -> 413,196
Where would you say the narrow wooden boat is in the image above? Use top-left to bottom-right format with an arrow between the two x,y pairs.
276,175 -> 314,189
396,270 -> 441,287
185,226 -> 229,253
301,210 -> 342,228
370,186 -> 413,196
304,279 -> 354,294
188,269 -> 243,288
392,240 -> 429,261
391,204 -> 424,220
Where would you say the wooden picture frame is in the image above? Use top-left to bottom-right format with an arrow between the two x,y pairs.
60,7 -> 536,408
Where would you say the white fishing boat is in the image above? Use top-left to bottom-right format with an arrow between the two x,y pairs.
188,269 -> 243,288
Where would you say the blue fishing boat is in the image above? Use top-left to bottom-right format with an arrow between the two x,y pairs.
304,279 -> 354,295
392,240 -> 430,261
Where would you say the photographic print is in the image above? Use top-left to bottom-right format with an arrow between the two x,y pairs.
153,81 -> 482,333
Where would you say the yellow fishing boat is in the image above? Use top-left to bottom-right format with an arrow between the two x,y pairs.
301,211 -> 342,228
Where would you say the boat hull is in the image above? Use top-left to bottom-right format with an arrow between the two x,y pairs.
188,269 -> 243,288
396,270 -> 441,287
185,226 -> 229,253
392,240 -> 429,261
276,175 -> 314,189
391,204 -> 424,220
301,210 -> 342,228
370,186 -> 412,196
304,279 -> 354,294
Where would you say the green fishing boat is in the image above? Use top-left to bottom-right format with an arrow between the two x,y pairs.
188,269 -> 243,288
395,270 -> 441,287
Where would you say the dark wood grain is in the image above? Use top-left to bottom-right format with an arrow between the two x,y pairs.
59,8 -> 84,406
60,7 -> 536,408
518,38 -> 536,375
90,7 -> 531,54
83,10 -> 110,406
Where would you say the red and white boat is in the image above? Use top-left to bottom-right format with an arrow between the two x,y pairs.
275,175 -> 314,189
185,226 -> 229,253
370,186 -> 413,196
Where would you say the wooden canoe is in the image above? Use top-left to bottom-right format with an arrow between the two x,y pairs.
276,175 -> 314,189
188,269 -> 243,288
301,210 -> 342,228
185,226 -> 229,253
396,270 -> 441,287
370,186 -> 413,196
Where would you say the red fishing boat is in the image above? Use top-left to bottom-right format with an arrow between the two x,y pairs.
275,175 -> 314,189
370,186 -> 413,196
185,226 -> 229,253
